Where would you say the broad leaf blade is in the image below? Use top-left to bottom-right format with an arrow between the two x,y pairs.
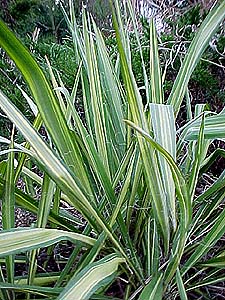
93,21 -> 126,160
56,254 -> 125,300
0,228 -> 95,257
185,114 -> 225,141
82,14 -> 111,177
150,104 -> 176,229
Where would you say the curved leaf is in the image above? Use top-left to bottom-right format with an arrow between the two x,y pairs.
0,228 -> 95,257
56,254 -> 125,300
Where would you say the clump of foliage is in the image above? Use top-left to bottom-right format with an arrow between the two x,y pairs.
0,0 -> 225,299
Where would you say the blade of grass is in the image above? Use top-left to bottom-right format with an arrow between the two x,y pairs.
14,113 -> 43,184
0,265 -> 9,300
200,149 -> 225,176
45,56 -> 67,114
188,114 -> 205,202
2,127 -> 15,299
149,18 -> 163,104
27,174 -> 56,288
16,85 -> 38,117
0,282 -> 62,296
93,20 -> 126,160
176,268 -> 188,300
126,0 -> 150,103
198,254 -> 225,268
125,149 -> 142,227
0,178 -> 77,232
82,13 -> 111,178
185,113 -> 225,141
150,220 -> 160,277
187,275 -> 225,292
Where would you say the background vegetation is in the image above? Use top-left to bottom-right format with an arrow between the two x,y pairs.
0,1 -> 224,136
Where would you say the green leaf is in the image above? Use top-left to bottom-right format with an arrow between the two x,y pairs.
36,174 -> 55,228
2,128 -> 15,299
93,20 -> 126,161
167,1 -> 225,115
83,14 -> 111,177
139,272 -> 163,300
185,113 -> 225,141
199,255 -> 225,268
56,254 -> 125,300
149,19 -> 163,104
188,114 -> 205,201
150,104 -> 176,230
195,169 -> 225,205
58,77 -> 118,211
14,112 -> 43,184
150,220 -> 160,276
125,120 -> 191,230
16,85 -> 38,117
28,174 -> 56,286
176,269 -> 188,300
15,273 -> 59,286
126,0 -> 150,103
0,228 -> 95,257
0,282 -> 62,296
187,274 -> 225,292
200,148 -> 225,176
0,178 -> 77,232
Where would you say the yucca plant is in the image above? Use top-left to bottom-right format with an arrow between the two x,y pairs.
0,0 -> 225,299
